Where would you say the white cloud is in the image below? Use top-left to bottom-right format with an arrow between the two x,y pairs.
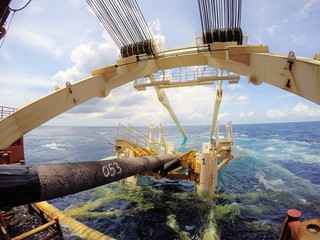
0,86 -> 51,108
148,18 -> 166,48
53,67 -> 85,86
53,32 -> 118,86
266,109 -> 288,118
218,112 -> 229,123
265,103 -> 320,119
296,0 -> 320,19
237,95 -> 249,102
249,35 -> 264,45
221,93 -> 250,107
57,82 -> 235,126
10,28 -> 63,59
240,112 -> 254,119
149,18 -> 161,32
266,25 -> 278,37
290,34 -> 306,45
190,113 -> 204,120
227,83 -> 243,90
292,103 -> 320,117
58,81 -> 175,126
59,84 -> 166,125
0,73 -> 53,89
165,86 -> 217,124
63,111 -> 105,119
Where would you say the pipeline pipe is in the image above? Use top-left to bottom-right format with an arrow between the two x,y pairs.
159,158 -> 181,177
0,154 -> 180,208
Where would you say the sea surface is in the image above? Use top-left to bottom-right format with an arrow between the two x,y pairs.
24,122 -> 320,239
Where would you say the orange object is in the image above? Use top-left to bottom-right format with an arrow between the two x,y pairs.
299,219 -> 320,240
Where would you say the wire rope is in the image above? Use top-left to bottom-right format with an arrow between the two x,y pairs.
197,0 -> 242,31
86,0 -> 153,49
197,0 -> 243,44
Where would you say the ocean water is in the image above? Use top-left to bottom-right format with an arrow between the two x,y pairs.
24,122 -> 320,239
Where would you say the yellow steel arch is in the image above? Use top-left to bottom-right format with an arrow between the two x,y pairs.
0,42 -> 319,149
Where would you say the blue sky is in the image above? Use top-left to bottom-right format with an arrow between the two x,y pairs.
0,0 -> 319,126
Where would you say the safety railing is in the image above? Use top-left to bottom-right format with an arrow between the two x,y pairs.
116,124 -> 165,153
0,106 -> 16,119
134,67 -> 239,90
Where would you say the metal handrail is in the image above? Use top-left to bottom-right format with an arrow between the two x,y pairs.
116,124 -> 166,153
0,106 -> 16,119
134,67 -> 239,89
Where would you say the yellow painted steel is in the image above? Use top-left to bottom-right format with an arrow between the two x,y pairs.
217,156 -> 233,171
178,149 -> 198,169
35,202 -> 114,240
1,43 -> 320,149
12,220 -> 57,240
195,162 -> 201,174
128,146 -> 157,157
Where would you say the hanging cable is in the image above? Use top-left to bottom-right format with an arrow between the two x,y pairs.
87,0 -> 155,58
8,0 -> 32,12
197,0 -> 242,31
197,0 -> 243,45
87,0 -> 153,47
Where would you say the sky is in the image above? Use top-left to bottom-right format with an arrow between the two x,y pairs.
0,0 -> 320,127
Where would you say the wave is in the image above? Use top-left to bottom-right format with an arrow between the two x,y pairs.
264,147 -> 275,151
43,142 -> 69,151
98,131 -> 108,135
255,171 -> 286,192
254,163 -> 320,197
233,136 -> 320,164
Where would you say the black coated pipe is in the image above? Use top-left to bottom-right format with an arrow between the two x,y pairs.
0,154 -> 180,208
159,158 -> 181,177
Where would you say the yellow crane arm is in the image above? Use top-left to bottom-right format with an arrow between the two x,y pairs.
1,43 -> 319,149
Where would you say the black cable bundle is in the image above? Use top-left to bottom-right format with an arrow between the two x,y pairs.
197,0 -> 243,44
87,0 -> 155,57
